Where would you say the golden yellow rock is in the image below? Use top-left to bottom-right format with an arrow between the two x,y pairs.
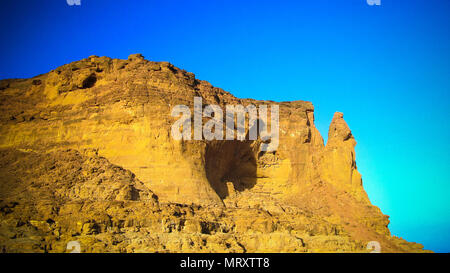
0,54 -> 429,253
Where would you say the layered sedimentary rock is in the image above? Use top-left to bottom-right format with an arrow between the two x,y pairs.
0,54 -> 428,252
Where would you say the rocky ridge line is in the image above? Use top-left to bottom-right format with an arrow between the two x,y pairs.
0,54 -> 429,252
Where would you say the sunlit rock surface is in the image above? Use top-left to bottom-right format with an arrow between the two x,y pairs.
0,54 -> 429,252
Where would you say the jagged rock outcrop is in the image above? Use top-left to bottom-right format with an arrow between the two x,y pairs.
320,112 -> 369,202
0,54 -> 429,252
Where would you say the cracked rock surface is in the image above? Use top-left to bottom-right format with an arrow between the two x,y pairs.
0,54 -> 429,252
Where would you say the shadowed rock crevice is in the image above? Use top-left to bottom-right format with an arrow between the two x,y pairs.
205,140 -> 258,199
81,73 -> 97,89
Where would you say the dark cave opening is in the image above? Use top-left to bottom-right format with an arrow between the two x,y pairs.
204,140 -> 258,199
81,73 -> 97,89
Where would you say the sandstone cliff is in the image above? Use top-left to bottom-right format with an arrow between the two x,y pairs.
0,54 -> 428,252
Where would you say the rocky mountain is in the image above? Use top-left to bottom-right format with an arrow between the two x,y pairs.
0,54 -> 428,252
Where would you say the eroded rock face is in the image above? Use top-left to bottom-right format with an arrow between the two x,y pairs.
320,112 -> 369,202
0,54 -> 429,252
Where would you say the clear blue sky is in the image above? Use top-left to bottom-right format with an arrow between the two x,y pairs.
0,0 -> 449,252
